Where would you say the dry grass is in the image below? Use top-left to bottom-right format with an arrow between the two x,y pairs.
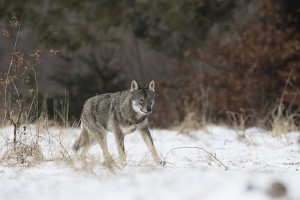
0,123 -> 70,167
0,122 -> 118,174
0,143 -> 44,167
175,112 -> 207,134
271,104 -> 299,136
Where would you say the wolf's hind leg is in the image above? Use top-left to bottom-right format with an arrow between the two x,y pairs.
73,127 -> 91,158
73,127 -> 89,151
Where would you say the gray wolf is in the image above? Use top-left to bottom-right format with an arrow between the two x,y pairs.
73,80 -> 163,165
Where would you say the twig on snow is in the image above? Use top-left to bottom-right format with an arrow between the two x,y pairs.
162,146 -> 228,170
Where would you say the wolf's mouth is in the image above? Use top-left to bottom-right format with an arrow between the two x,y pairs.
140,109 -> 151,115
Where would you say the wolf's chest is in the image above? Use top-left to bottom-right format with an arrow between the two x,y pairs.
107,117 -> 144,134
120,125 -> 136,134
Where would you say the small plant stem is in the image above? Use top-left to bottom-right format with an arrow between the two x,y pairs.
3,16 -> 23,125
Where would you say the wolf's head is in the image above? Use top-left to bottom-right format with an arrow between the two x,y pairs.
129,80 -> 155,116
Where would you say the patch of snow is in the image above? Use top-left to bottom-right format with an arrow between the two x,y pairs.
0,125 -> 299,200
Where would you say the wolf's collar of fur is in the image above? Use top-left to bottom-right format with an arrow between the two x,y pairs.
126,115 -> 147,125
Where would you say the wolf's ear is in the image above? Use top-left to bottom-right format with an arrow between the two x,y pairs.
147,80 -> 155,92
131,80 -> 139,92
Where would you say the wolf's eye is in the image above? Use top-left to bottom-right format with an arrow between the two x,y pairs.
139,98 -> 144,102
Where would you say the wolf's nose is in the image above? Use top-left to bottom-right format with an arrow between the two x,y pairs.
146,107 -> 152,112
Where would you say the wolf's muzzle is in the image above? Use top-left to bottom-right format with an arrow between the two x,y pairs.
146,107 -> 152,113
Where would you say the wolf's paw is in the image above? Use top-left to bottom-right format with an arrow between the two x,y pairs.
118,160 -> 127,168
155,159 -> 166,166
104,158 -> 117,168
159,160 -> 166,166
119,156 -> 127,165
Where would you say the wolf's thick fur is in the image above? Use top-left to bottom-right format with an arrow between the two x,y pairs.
73,80 -> 162,165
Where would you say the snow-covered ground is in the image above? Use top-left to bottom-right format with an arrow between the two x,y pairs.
0,125 -> 300,200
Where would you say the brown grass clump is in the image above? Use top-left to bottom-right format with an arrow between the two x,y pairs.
271,103 -> 299,136
175,112 -> 206,134
1,143 -> 44,167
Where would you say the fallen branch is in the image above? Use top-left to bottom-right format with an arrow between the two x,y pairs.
162,146 -> 228,170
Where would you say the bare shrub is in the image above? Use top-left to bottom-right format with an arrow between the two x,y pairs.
1,14 -> 41,141
0,14 -> 65,167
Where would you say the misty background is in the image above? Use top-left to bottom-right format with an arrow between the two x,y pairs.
0,0 -> 299,128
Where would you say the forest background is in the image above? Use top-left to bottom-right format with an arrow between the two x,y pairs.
0,0 -> 299,129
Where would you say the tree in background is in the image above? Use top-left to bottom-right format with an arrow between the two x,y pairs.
0,0 -> 235,123
158,0 -> 300,128
51,52 -> 125,122
1,0 -> 235,56
127,0 -> 235,57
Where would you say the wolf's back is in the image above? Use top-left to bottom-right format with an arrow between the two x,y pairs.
81,93 -> 120,131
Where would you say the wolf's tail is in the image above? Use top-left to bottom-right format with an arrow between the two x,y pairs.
73,127 -> 89,151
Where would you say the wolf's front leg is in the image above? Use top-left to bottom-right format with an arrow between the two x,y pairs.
94,132 -> 115,166
139,127 -> 162,165
114,127 -> 127,164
